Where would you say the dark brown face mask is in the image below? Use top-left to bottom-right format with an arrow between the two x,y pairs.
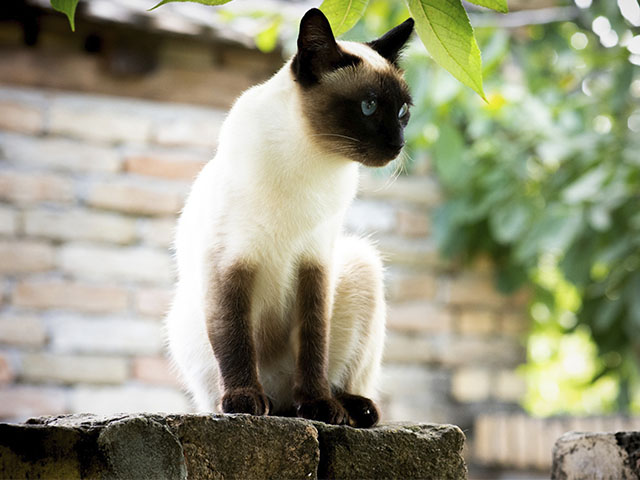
291,8 -> 414,167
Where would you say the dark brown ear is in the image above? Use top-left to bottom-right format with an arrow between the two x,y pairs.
292,8 -> 360,87
368,18 -> 414,67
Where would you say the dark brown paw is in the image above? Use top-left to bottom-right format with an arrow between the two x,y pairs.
296,397 -> 348,425
336,393 -> 379,428
221,388 -> 270,415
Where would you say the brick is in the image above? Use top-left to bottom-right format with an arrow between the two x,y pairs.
501,311 -> 530,336
0,132 -> 121,173
12,280 -> 129,313
50,316 -> 163,355
24,208 -> 136,244
0,100 -> 44,134
153,106 -> 224,148
0,315 -> 47,347
70,385 -> 190,415
439,336 -> 525,367
0,315 -> 47,346
451,368 -> 491,402
358,171 -> 443,206
456,309 -> 497,335
494,369 -> 526,403
0,171 -> 73,205
383,333 -> 439,364
0,385 -> 68,421
379,365 -> 452,424
59,244 -> 172,285
87,180 -> 184,216
135,287 -> 172,317
0,353 -> 14,384
50,96 -> 153,144
124,151 -> 206,181
378,237 -> 444,268
396,207 -> 430,237
445,272 -> 510,308
0,240 -> 54,274
386,270 -> 437,302
21,353 -> 128,385
345,200 -> 396,235
387,301 -> 452,333
132,356 -> 182,387
139,218 -> 175,248
0,206 -> 17,235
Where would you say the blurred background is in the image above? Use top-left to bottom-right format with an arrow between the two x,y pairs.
0,0 -> 639,477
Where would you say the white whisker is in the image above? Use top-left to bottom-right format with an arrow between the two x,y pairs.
311,133 -> 361,143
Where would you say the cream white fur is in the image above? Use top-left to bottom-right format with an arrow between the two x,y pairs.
166,42 -> 388,413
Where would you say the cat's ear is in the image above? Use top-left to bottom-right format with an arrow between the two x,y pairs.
293,8 -> 357,86
368,18 -> 414,67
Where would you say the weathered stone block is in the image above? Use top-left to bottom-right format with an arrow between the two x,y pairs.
0,206 -> 17,236
387,301 -> 452,333
166,415 -> 319,480
0,414 -> 468,480
552,431 -> 640,480
134,287 -> 172,317
316,422 -> 466,479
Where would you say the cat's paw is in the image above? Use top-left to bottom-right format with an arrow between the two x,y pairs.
222,388 -> 270,416
295,397 -> 348,425
336,393 -> 380,428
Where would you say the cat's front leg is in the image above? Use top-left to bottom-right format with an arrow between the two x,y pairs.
293,262 -> 348,425
206,262 -> 269,416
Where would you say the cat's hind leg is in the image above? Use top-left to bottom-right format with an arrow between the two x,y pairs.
328,235 -> 386,427
165,293 -> 222,412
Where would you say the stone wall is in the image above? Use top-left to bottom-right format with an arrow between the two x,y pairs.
0,413 -> 467,479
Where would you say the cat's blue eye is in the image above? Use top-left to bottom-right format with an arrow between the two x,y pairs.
398,103 -> 408,119
361,99 -> 377,116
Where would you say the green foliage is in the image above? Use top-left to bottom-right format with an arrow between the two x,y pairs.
319,0 -> 371,37
406,0 -> 486,99
47,0 -> 507,99
400,2 -> 640,413
149,0 -> 232,11
50,0 -> 78,31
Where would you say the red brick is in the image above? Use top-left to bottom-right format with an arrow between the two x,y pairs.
0,354 -> 14,384
0,240 -> 55,274
396,207 -> 430,237
0,100 -> 44,134
0,385 -> 67,420
0,171 -> 73,205
87,181 -> 184,216
0,315 -> 47,347
124,152 -> 206,181
132,356 -> 182,387
135,287 -> 172,317
12,280 -> 129,313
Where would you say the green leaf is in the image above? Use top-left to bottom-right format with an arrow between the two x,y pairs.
319,0 -> 370,37
50,0 -> 79,31
465,0 -> 508,13
149,0 -> 232,12
255,18 -> 282,53
405,0 -> 485,99
490,201 -> 531,244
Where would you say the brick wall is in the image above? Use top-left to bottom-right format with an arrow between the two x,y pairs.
0,83 -> 529,433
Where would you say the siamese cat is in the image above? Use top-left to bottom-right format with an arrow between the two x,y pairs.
166,8 -> 414,428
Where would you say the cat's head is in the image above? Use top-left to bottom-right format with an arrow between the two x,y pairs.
292,8 -> 414,167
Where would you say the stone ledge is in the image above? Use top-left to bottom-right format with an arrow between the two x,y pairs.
0,413 -> 466,480
552,431 -> 640,480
